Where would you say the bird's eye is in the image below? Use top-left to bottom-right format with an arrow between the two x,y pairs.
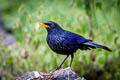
51,24 -> 55,28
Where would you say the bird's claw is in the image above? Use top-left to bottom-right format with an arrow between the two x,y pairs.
55,67 -> 62,70
50,66 -> 62,73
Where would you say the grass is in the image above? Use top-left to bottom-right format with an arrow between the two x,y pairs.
1,0 -> 120,79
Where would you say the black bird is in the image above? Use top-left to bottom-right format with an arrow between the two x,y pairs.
40,21 -> 111,69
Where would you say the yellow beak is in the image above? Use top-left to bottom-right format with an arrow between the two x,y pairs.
39,23 -> 49,28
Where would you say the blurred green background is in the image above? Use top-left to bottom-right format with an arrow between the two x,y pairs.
0,0 -> 120,80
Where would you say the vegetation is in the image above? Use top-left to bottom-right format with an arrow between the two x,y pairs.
0,0 -> 120,79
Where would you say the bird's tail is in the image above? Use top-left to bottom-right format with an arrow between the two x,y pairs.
83,42 -> 112,52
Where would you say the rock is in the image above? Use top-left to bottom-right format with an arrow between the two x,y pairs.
15,67 -> 86,80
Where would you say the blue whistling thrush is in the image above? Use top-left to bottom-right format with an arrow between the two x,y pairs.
40,21 -> 112,69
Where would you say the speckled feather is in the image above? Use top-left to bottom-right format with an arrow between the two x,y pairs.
47,29 -> 88,55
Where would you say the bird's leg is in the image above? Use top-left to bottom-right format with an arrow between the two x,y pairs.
56,55 -> 69,70
70,54 -> 74,67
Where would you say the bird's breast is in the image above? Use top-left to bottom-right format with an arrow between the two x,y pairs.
47,35 -> 63,51
46,34 -> 78,55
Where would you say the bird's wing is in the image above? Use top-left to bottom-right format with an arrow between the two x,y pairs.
62,31 -> 91,45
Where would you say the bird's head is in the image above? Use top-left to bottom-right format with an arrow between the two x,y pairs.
40,21 -> 62,33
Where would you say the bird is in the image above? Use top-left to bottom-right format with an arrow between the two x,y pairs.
40,21 -> 112,69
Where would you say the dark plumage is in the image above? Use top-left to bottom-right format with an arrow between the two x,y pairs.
40,21 -> 112,69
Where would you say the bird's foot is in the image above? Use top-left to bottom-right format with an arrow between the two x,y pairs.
50,67 -> 62,73
55,66 -> 62,70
